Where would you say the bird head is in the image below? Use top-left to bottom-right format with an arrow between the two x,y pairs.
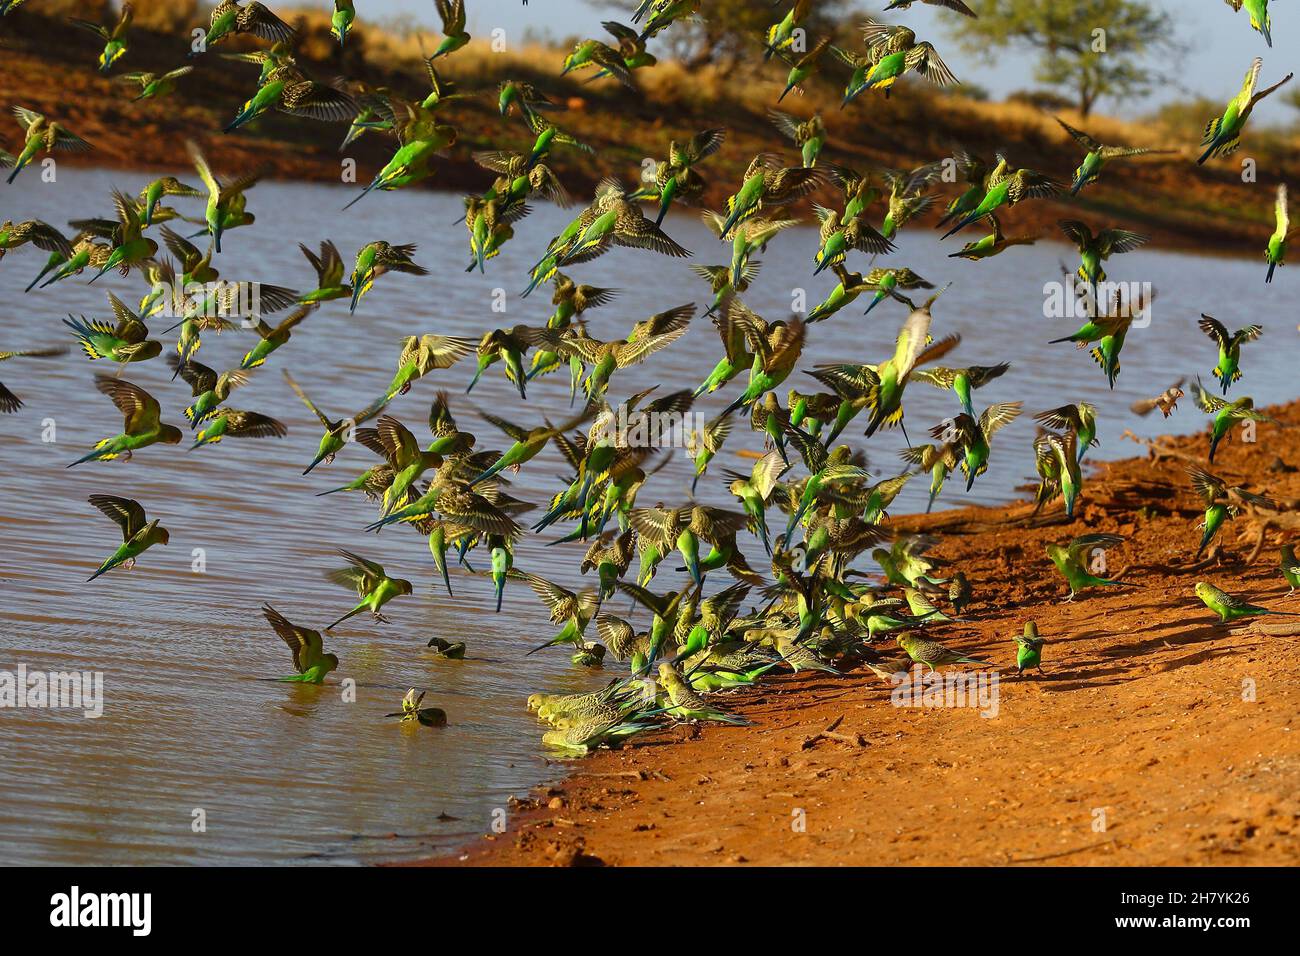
161,425 -> 184,445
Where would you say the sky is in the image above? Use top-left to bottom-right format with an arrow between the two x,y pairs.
298,0 -> 1295,115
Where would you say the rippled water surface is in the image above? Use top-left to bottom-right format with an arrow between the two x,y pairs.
0,167 -> 1293,863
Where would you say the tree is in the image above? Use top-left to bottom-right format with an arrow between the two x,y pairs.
593,0 -> 857,76
949,0 -> 1179,117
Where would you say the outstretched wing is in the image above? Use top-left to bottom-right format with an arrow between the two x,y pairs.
88,494 -> 146,540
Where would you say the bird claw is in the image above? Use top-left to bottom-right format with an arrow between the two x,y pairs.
372,612 -> 391,625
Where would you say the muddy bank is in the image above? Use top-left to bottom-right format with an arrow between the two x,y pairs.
418,405 -> 1300,867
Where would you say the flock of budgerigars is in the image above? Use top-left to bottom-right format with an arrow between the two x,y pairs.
0,0 -> 1297,750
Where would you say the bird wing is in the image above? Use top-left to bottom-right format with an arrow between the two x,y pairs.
88,494 -> 147,541
271,304 -> 315,337
1057,219 -> 1091,249
413,334 -> 473,371
95,375 -> 161,433
375,415 -> 420,465
479,412 -> 530,443
1236,57 -> 1263,107
337,548 -> 386,589
15,219 -> 73,256
170,355 -> 218,395
767,109 -> 802,141
1197,313 -> 1231,350
224,410 -> 287,438
1065,533 -> 1125,563
612,325 -> 689,367
285,371 -> 343,433
1230,324 -> 1264,348
280,81 -> 358,123
263,604 -> 322,673
1055,117 -> 1100,152
238,2 -> 297,42
978,401 -> 1023,439
510,570 -> 578,621
1097,229 -> 1148,256
905,43 -> 958,86
1191,376 -> 1228,414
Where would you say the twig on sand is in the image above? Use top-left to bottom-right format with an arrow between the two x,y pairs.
799,714 -> 867,750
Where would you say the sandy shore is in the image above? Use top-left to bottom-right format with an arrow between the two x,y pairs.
415,406 -> 1300,867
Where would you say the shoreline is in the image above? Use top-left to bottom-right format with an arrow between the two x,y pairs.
411,408 -> 1300,867
0,18 -> 1289,261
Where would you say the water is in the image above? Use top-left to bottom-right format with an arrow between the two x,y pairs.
1,167 -> 1292,864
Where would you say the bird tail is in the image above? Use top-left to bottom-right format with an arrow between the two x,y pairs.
1266,260 -> 1278,284
326,604 -> 364,631
86,558 -> 121,582
66,440 -> 113,468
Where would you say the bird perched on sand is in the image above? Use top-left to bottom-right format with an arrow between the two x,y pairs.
1046,534 -> 1132,600
1197,314 -> 1262,394
1198,57 -> 1293,165
1054,118 -> 1173,195
326,550 -> 414,630
262,605 -> 337,683
68,376 -> 182,467
86,495 -> 169,582
1013,622 -> 1044,675
1195,582 -> 1295,623
658,662 -> 747,724
895,633 -> 988,672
